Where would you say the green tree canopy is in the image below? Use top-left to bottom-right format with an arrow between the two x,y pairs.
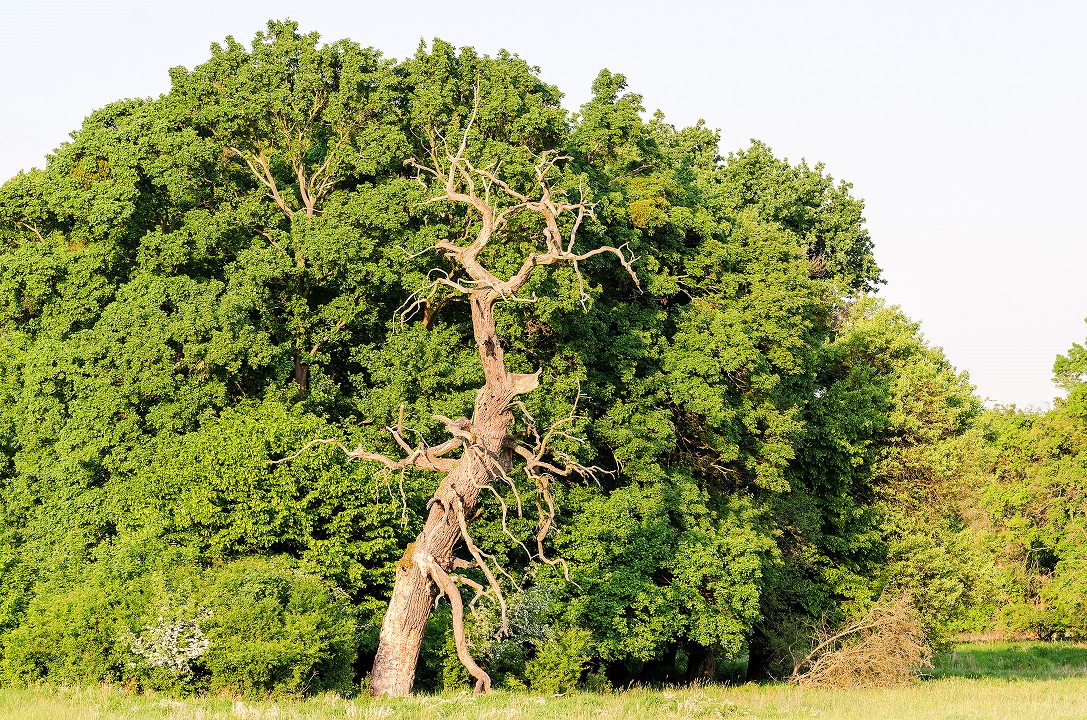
0,20 -> 984,695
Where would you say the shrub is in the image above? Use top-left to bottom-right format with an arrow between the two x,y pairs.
524,627 -> 592,693
1038,546 -> 1087,639
0,547 -> 359,698
194,557 -> 358,697
880,512 -> 985,651
122,597 -> 216,694
481,585 -> 557,688
0,535 -> 195,686
1,582 -> 131,684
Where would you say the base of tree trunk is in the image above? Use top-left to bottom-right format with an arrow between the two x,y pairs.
369,539 -> 436,697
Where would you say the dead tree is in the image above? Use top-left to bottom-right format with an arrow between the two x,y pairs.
278,114 -> 639,696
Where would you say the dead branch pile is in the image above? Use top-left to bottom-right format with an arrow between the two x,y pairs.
790,594 -> 933,689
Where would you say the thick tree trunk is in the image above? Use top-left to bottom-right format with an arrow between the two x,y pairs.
293,357 -> 309,393
745,626 -> 774,682
684,643 -> 715,683
371,292 -> 525,697
369,424 -> 505,695
368,543 -> 435,697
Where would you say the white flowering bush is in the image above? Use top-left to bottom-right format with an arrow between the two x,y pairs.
436,585 -> 558,690
124,610 -> 211,676
488,585 -> 556,667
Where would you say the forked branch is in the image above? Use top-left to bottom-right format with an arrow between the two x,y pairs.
226,147 -> 296,219
268,408 -> 466,474
405,112 -> 640,311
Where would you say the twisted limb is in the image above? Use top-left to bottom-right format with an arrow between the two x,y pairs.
419,554 -> 492,695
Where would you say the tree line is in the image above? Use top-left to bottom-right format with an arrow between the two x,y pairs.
0,20 -> 1082,696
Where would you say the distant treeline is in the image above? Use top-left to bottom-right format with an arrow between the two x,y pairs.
0,20 -> 1082,696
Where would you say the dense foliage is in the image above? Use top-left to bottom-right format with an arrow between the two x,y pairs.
0,20 -> 1070,696
962,323 -> 1087,640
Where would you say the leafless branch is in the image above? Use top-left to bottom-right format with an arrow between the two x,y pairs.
227,147 -> 296,219
18,221 -> 46,244
268,413 -> 463,474
485,484 -> 533,562
449,574 -> 486,595
505,385 -> 613,583
420,556 -> 492,695
404,99 -> 641,314
256,228 -> 288,256
454,500 -> 508,635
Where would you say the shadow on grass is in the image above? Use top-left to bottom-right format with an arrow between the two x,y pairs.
932,642 -> 1087,680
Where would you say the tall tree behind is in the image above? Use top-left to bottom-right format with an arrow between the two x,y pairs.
0,21 -> 888,693
966,320 -> 1087,638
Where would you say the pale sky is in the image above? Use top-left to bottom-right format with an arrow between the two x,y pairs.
3,1 -> 1085,408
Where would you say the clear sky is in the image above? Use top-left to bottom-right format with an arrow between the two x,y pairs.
3,1 -> 1085,408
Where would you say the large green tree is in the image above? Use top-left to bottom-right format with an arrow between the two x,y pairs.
0,21 -> 895,695
747,297 -> 981,678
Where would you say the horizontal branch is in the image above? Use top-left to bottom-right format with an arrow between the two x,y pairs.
268,411 -> 466,473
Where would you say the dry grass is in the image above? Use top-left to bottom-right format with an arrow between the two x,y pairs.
5,676 -> 1087,720
4,642 -> 1087,720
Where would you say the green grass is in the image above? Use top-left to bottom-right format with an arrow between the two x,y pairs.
931,642 -> 1087,680
4,643 -> 1087,720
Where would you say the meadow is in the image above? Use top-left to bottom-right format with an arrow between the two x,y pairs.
3,643 -> 1087,720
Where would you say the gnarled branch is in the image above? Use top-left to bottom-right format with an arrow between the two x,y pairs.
419,555 -> 492,694
268,408 -> 465,474
405,118 -> 641,312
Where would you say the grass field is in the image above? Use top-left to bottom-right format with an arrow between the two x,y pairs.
3,643 -> 1087,720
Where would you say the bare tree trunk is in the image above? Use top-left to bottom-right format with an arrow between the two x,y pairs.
368,436 -> 503,695
293,356 -> 309,393
368,544 -> 436,697
371,294 -> 518,696
364,136 -> 637,697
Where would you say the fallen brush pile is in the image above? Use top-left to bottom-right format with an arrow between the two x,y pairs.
791,594 -> 934,689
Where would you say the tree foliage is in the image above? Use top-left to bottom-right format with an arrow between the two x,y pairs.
747,297 -> 982,677
963,321 -> 1087,639
0,19 -> 1004,694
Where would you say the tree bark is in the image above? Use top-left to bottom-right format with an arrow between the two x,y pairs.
293,356 -> 309,393
746,626 -> 774,682
366,138 -> 632,696
370,292 -> 520,697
